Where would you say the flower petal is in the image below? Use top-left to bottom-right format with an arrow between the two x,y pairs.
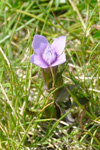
42,45 -> 57,65
32,35 -> 49,55
51,36 -> 66,55
31,54 -> 48,68
51,53 -> 66,67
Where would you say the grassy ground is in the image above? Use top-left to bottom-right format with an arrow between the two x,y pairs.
0,0 -> 100,149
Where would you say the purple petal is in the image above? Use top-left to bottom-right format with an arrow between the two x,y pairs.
51,36 -> 66,55
51,53 -> 66,67
32,35 -> 49,55
42,45 -> 57,65
31,54 -> 48,68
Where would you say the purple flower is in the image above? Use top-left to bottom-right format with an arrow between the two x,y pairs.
31,35 -> 66,68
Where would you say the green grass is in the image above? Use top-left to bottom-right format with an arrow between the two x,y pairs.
0,0 -> 100,149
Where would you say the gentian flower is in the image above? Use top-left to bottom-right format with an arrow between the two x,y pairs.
31,35 -> 66,68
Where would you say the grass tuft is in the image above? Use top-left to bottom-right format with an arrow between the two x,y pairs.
0,0 -> 100,149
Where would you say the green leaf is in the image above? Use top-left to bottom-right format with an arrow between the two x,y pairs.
93,31 -> 100,39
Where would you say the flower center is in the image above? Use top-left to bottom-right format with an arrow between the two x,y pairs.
42,45 -> 56,65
